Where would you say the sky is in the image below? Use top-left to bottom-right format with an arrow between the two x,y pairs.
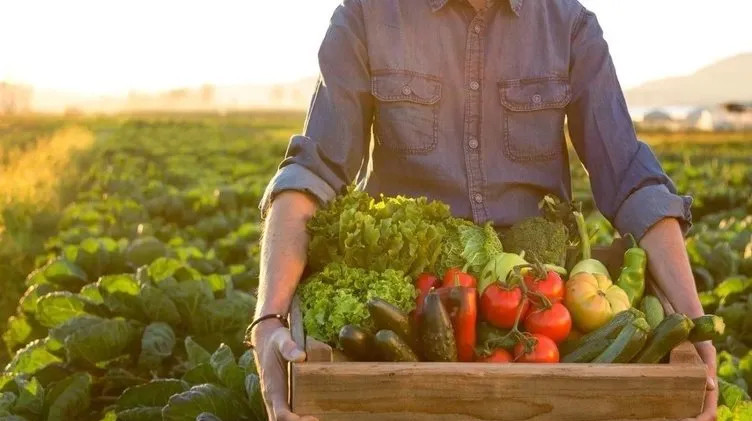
1,0 -> 751,96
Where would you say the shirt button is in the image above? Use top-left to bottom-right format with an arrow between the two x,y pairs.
473,193 -> 484,204
468,138 -> 479,149
474,24 -> 482,34
469,81 -> 480,91
402,86 -> 412,96
532,94 -> 542,104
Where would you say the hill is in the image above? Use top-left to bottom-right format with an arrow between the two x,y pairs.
625,53 -> 752,107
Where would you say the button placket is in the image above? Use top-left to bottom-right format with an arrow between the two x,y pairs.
462,13 -> 488,223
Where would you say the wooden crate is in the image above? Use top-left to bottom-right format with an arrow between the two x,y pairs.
288,240 -> 708,420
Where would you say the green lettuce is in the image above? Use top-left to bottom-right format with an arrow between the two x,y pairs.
307,187 -> 451,278
298,263 -> 416,345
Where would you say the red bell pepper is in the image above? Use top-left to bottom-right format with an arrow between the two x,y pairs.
414,273 -> 439,320
442,267 -> 477,289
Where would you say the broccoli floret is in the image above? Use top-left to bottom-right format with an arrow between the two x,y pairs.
502,216 -> 568,266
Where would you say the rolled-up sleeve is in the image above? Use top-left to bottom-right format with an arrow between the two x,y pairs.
566,7 -> 692,240
259,0 -> 372,216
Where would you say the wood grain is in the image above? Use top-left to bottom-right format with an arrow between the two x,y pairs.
291,361 -> 706,421
305,336 -> 333,362
670,341 -> 703,365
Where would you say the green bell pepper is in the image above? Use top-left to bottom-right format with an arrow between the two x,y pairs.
616,234 -> 647,307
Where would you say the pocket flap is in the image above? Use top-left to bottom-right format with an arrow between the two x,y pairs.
372,71 -> 441,105
499,78 -> 571,111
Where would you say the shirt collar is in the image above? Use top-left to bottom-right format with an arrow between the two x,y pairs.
428,0 -> 523,16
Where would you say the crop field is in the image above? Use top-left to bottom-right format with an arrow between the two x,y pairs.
0,113 -> 750,420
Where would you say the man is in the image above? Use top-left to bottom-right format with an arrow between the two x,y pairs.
249,0 -> 717,420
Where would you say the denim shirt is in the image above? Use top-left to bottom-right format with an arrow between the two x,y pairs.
260,0 -> 692,240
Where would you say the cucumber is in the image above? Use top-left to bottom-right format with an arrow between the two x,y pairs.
688,315 -> 725,343
640,295 -> 665,330
633,313 -> 695,364
419,292 -> 457,362
368,299 -> 416,347
562,337 -> 612,363
338,325 -> 375,361
373,330 -> 419,362
592,318 -> 650,363
560,308 -> 643,355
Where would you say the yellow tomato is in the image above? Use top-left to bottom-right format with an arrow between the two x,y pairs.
564,272 -> 631,333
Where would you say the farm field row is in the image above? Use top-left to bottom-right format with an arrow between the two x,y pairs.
0,114 -> 750,420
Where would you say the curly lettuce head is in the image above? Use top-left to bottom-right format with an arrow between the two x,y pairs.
297,263 -> 416,345
307,187 -> 451,278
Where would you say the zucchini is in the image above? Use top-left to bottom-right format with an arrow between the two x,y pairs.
373,330 -> 419,362
592,318 -> 650,363
419,292 -> 457,362
639,295 -> 665,330
560,308 -> 643,355
368,299 -> 416,347
688,315 -> 725,342
338,325 -> 375,361
633,313 -> 695,363
562,337 -> 612,363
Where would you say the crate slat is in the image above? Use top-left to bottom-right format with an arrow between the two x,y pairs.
291,361 -> 706,420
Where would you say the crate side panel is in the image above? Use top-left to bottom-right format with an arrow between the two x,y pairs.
292,362 -> 706,421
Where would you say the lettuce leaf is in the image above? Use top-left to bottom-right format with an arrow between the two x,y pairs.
4,340 -> 62,375
298,263 -> 415,344
138,322 -> 176,370
161,384 -> 249,421
307,188 -> 450,277
116,379 -> 189,411
44,372 -> 91,421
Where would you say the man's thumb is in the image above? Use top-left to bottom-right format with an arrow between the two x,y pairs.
278,336 -> 306,362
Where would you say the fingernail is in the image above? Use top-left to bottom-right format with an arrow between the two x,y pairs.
708,377 -> 716,390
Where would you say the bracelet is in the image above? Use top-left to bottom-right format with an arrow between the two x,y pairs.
243,314 -> 289,348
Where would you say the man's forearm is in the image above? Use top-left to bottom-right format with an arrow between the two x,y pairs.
254,191 -> 318,319
639,217 -> 704,318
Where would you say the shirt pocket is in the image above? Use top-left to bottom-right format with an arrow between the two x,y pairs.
498,77 -> 572,162
372,71 -> 441,154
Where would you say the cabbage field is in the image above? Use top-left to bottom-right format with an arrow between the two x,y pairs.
0,114 -> 751,420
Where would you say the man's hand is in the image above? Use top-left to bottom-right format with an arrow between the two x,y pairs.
682,341 -> 717,421
252,322 -> 319,421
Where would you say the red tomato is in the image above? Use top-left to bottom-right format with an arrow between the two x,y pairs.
442,268 -> 477,289
514,334 -> 560,363
480,284 -> 530,329
523,302 -> 572,344
524,270 -> 564,303
414,273 -> 439,318
476,348 -> 513,363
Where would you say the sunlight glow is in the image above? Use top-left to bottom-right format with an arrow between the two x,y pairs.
1,0 -> 750,95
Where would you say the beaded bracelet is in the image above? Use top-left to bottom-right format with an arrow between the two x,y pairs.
243,314 -> 289,348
